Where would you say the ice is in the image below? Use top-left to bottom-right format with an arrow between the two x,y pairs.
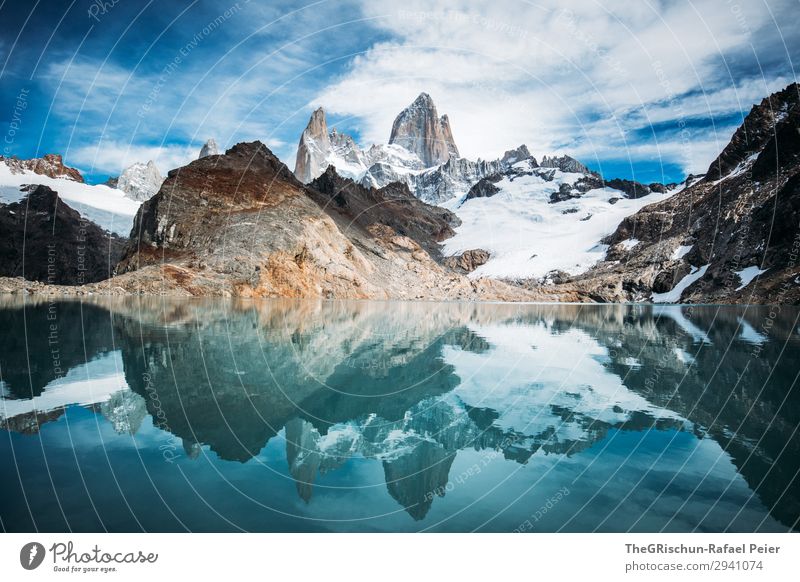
735,266 -> 768,291
442,168 -> 674,279
672,244 -> 693,260
651,264 -> 710,303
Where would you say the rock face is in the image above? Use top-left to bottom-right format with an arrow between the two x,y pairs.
117,161 -> 164,202
309,166 -> 459,259
198,138 -> 219,158
115,141 -> 548,300
0,185 -> 126,284
293,107 -> 423,185
705,83 -> 800,181
540,154 -> 592,175
443,249 -> 490,274
389,93 -> 459,167
0,153 -> 83,182
464,175 -> 502,201
565,82 -> 800,304
294,107 -> 331,183
290,102 -> 531,205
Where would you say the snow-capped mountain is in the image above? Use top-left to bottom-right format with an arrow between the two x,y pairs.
293,104 -> 427,184
116,160 -> 164,202
292,94 -> 676,282
388,92 -> 459,166
571,81 -> 800,304
293,94 -> 529,204
0,156 -> 140,235
199,138 -> 219,158
440,158 -> 675,280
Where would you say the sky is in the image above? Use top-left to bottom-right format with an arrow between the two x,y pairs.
0,0 -> 798,184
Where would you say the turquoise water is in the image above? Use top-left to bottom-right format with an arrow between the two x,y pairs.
0,298 -> 798,532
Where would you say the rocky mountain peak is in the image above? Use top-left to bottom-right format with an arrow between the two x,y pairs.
540,154 -> 591,174
705,82 -> 800,181
0,153 -> 84,182
117,160 -> 164,202
501,144 -> 534,166
389,93 -> 459,167
199,138 -> 219,158
225,140 -> 297,182
294,107 -> 332,182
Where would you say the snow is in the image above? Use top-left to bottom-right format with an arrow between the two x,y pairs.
117,161 -> 163,202
620,238 -> 640,250
441,167 -> 674,279
653,305 -> 712,344
713,152 -> 760,184
444,321 -> 683,436
0,164 -> 140,235
737,316 -> 767,345
672,244 -> 693,260
0,352 -> 129,421
651,264 -> 710,303
623,356 -> 641,368
735,266 -> 768,291
674,347 -> 696,365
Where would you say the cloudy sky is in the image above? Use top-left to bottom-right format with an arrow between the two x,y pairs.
0,0 -> 797,183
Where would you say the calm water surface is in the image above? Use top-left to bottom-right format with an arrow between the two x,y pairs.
0,298 -> 798,532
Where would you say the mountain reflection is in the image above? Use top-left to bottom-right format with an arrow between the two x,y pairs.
1,297 -> 798,530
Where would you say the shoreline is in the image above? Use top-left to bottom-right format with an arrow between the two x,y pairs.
0,275 -> 788,306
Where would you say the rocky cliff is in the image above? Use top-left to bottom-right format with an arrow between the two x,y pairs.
562,82 -> 800,304
389,92 -> 459,167
293,107 -> 331,183
117,160 -> 164,202
0,185 -> 126,284
114,141 -> 549,300
309,166 -> 460,259
0,153 -> 83,182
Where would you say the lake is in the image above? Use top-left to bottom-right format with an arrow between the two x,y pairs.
1,297 -> 798,532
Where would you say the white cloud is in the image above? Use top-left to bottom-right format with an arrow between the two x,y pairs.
310,0 -> 795,176
66,141 -> 199,176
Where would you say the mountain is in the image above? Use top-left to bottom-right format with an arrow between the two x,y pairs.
308,165 -> 460,259
117,160 -> 164,202
561,82 -> 800,304
441,157 -> 673,280
4,84 -> 798,304
540,154 -> 593,175
114,141 -> 545,300
0,156 -> 140,235
198,138 -> 219,158
0,153 -> 83,182
388,92 -> 459,166
293,106 -> 425,185
294,107 -> 333,182
292,97 -> 525,204
0,185 -> 126,284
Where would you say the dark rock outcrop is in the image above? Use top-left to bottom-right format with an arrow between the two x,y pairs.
309,166 -> 459,258
540,154 -> 592,175
567,82 -> 800,304
706,83 -> 800,181
0,185 -> 125,284
464,174 -> 502,201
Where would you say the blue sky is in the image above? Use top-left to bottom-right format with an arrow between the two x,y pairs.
0,0 -> 798,184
